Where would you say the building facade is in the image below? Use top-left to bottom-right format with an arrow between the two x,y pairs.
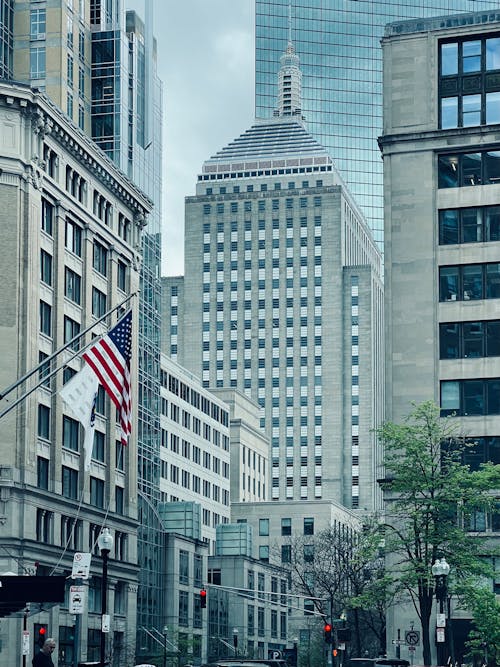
0,80 -> 151,666
256,0 -> 500,248
159,354 -> 232,553
380,10 -> 500,663
1,0 -> 164,650
177,45 -> 384,511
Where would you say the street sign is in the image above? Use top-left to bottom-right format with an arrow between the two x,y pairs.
102,613 -> 110,633
405,630 -> 420,646
69,586 -> 86,614
436,613 -> 446,627
269,651 -> 282,659
408,647 -> 416,653
392,640 -> 406,645
72,552 -> 91,579
436,628 -> 445,643
22,630 -> 30,655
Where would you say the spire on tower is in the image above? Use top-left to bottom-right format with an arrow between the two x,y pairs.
274,1 -> 303,119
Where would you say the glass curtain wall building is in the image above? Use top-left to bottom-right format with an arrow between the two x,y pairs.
256,0 -> 500,248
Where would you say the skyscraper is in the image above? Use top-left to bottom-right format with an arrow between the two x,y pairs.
256,0 -> 500,248
380,11 -> 500,661
178,43 -> 384,510
0,0 -> 164,654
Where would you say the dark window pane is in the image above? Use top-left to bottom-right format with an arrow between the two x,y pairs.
463,321 -> 483,358
440,266 -> 459,301
438,155 -> 459,188
463,265 -> 483,300
486,263 -> 500,298
487,321 -> 500,356
440,323 -> 460,359
486,206 -> 500,241
487,437 -> 500,464
463,380 -> 484,416
461,153 -> 482,186
462,208 -> 482,243
484,151 -> 500,185
487,380 -> 500,415
439,210 -> 459,244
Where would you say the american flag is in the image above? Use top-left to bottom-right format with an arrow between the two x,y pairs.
83,310 -> 132,445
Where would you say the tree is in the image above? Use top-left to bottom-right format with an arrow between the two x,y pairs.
378,401 -> 500,666
462,585 -> 500,667
275,520 -> 393,658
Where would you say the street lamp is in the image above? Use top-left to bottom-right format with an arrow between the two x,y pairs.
233,628 -> 239,657
432,557 -> 450,666
163,626 -> 168,667
97,527 -> 114,667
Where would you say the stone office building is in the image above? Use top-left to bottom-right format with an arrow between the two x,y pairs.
0,80 -> 151,666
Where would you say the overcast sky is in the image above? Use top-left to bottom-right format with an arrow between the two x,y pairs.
129,1 -> 255,276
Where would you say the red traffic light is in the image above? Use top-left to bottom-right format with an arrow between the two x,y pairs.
39,628 -> 46,636
200,589 -> 207,608
324,623 -> 332,643
324,624 -> 332,632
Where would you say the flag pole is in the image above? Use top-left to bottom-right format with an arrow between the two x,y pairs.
0,292 -> 137,402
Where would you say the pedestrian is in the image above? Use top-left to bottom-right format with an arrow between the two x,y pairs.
32,638 -> 56,667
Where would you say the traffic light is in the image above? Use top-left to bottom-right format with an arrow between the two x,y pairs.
36,625 -> 47,648
324,623 -> 332,644
200,589 -> 207,609
332,649 -> 338,658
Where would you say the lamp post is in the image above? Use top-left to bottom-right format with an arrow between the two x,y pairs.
163,626 -> 168,667
432,557 -> 450,666
97,527 -> 114,667
233,628 -> 239,657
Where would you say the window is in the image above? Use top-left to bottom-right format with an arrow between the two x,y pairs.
92,431 -> 105,462
37,457 -> 49,489
65,268 -> 81,304
259,518 -> 269,536
115,486 -> 124,514
178,590 -> 189,626
42,199 -> 54,235
40,250 -> 52,286
438,151 -> 500,188
117,261 -> 127,291
30,8 -> 46,39
281,517 -> 291,536
439,206 -> 500,244
179,550 -> 189,584
304,517 -> 314,535
63,416 -> 79,451
439,37 -> 500,129
441,378 -> 500,416
90,477 -> 104,508
440,320 -> 500,359
40,301 -> 52,336
259,545 -> 269,562
439,263 -> 500,302
38,404 -> 50,439
30,46 -> 45,78
62,466 -> 78,499
281,544 -> 291,563
92,287 -> 107,317
303,544 -> 314,563
65,219 -> 82,256
64,316 -> 80,351
93,241 -> 108,276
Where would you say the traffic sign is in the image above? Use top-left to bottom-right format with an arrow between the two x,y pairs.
72,552 -> 91,579
22,631 -> 30,655
392,640 -> 406,645
69,585 -> 86,614
408,647 -> 416,653
405,630 -> 420,646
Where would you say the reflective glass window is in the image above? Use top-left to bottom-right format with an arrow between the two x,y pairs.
486,92 -> 500,125
486,206 -> 500,241
438,155 -> 458,188
441,42 -> 458,76
463,322 -> 483,358
463,265 -> 483,300
441,381 -> 459,416
484,151 -> 500,184
486,37 -> 500,70
461,153 -> 482,186
441,97 -> 458,128
439,323 -> 459,359
486,263 -> 500,298
439,266 -> 459,301
463,380 -> 484,415
487,380 -> 500,415
462,40 -> 481,73
462,208 -> 482,243
487,321 -> 500,357
462,94 -> 481,126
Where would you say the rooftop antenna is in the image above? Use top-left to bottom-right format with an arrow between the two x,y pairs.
288,0 -> 292,44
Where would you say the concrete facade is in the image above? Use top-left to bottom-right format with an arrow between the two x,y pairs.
380,10 -> 500,664
0,80 -> 151,666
